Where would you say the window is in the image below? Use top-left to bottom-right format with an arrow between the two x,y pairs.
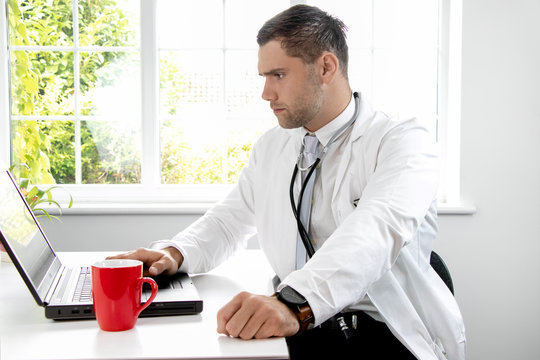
156,0 -> 285,185
2,0 -> 458,208
7,0 -> 141,185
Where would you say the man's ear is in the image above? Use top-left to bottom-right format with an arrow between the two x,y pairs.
319,52 -> 339,84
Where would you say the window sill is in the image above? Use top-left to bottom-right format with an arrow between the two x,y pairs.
49,202 -> 214,215
43,201 -> 476,216
436,202 -> 476,215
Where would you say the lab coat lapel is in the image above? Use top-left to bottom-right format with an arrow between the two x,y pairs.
330,96 -> 372,209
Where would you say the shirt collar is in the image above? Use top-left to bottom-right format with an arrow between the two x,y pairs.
299,93 -> 355,147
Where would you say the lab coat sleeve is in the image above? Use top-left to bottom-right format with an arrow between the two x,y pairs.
151,143 -> 259,274
281,119 -> 440,326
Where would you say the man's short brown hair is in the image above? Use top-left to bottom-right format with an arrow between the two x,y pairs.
257,5 -> 349,78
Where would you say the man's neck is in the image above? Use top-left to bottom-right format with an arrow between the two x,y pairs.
305,87 -> 352,132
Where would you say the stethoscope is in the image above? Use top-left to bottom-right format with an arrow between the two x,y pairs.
289,92 -> 361,258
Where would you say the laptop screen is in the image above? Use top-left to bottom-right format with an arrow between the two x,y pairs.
0,171 -> 56,292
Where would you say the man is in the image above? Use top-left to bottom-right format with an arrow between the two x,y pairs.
112,5 -> 465,359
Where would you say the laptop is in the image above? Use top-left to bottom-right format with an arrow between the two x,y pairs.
0,170 -> 203,320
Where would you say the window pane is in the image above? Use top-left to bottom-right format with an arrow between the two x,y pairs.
308,0 -> 373,49
79,0 -> 140,47
373,48 -> 438,131
161,118 -> 225,185
11,120 -> 74,184
158,0 -> 223,49
80,51 -> 141,117
225,0 -> 289,49
8,0 -> 73,47
224,50 -> 273,184
159,50 -> 223,115
373,0 -> 439,49
312,0 -> 439,135
10,51 -> 74,116
81,121 -> 141,184
44,121 -> 76,184
347,49 -> 373,98
159,49 -> 224,185
161,121 -> 255,185
225,50 -> 268,117
225,50 -> 274,161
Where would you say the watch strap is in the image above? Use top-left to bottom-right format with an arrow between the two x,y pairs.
295,303 -> 314,333
273,292 -> 314,334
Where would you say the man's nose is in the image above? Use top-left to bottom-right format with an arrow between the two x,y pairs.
261,80 -> 276,102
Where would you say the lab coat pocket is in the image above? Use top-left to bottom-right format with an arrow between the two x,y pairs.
332,166 -> 363,224
432,338 -> 448,359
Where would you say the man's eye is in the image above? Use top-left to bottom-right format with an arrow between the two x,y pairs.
275,73 -> 284,79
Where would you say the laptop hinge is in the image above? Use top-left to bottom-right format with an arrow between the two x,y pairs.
43,264 -> 66,305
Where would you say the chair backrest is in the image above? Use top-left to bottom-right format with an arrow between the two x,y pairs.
430,251 -> 454,295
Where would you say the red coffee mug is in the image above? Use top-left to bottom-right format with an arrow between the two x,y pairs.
92,259 -> 158,331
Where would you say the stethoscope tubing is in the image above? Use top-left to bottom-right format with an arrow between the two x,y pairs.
289,92 -> 361,260
289,159 -> 320,257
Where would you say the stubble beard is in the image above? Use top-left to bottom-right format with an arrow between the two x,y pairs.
277,68 -> 324,130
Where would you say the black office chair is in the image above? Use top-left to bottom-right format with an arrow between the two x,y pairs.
430,251 -> 454,295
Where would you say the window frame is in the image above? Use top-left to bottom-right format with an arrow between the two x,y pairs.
1,0 -> 471,214
437,0 -> 463,207
0,0 -> 9,170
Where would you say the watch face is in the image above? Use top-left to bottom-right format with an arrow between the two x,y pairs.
280,286 -> 307,305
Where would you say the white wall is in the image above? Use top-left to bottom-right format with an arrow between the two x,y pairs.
40,214 -> 202,251
436,0 -> 540,359
37,0 -> 540,359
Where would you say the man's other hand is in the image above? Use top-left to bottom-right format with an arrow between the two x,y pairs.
217,291 -> 300,339
107,247 -> 183,276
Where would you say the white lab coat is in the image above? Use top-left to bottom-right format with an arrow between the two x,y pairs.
156,94 -> 466,360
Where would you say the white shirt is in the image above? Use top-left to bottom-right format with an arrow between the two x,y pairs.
151,93 -> 466,360
308,94 -> 354,248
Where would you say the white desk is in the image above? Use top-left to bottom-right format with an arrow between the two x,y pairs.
0,250 -> 288,360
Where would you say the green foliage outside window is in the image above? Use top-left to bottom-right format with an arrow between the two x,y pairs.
158,55 -> 254,184
8,0 -> 134,184
160,118 -> 253,185
9,0 -> 255,187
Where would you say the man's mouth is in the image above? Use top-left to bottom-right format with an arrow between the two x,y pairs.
271,105 -> 286,115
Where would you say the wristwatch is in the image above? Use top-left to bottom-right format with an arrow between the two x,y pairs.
276,286 -> 314,334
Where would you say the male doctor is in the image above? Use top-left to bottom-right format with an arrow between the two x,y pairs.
112,5 -> 466,359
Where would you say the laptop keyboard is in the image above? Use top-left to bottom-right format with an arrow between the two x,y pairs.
72,267 -> 92,303
70,268 -> 186,303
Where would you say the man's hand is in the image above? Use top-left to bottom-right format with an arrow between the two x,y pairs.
107,247 -> 183,276
217,292 -> 300,339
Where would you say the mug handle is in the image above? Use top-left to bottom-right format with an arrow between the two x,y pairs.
136,277 -> 158,316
